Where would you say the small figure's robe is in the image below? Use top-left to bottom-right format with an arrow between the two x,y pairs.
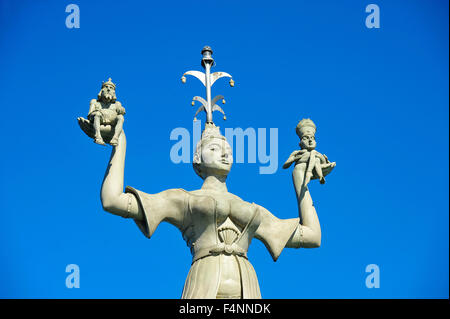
126,186 -> 299,299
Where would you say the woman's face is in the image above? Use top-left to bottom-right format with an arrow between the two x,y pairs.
199,137 -> 233,178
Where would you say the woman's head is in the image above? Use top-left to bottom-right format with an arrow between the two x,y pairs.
193,124 -> 233,180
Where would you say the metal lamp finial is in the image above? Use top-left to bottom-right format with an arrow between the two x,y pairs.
181,46 -> 234,124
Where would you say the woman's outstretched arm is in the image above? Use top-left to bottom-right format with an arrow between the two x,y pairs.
286,164 -> 321,248
100,131 -> 143,220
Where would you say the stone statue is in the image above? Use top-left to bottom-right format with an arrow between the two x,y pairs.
78,47 -> 335,299
282,118 -> 336,188
78,78 -> 126,146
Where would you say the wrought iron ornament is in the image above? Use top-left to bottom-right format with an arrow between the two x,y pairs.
181,46 -> 234,123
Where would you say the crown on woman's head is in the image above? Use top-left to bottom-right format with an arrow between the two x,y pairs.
296,118 -> 317,138
201,122 -> 226,141
102,78 -> 116,89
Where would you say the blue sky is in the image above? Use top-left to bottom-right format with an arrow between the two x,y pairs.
0,0 -> 448,298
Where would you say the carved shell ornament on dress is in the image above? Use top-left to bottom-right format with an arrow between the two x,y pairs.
217,218 -> 240,245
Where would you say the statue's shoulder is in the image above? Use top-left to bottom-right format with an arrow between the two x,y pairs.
127,186 -> 188,201
112,101 -> 123,108
113,100 -> 125,114
187,189 -> 202,196
227,192 -> 245,203
227,192 -> 258,210
185,189 -> 245,204
157,188 -> 189,198
88,99 -> 101,116
185,189 -> 218,199
314,150 -> 326,161
126,187 -> 189,217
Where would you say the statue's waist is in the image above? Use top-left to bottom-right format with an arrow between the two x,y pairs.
192,243 -> 247,264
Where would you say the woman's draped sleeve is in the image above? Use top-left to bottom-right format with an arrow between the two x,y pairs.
254,205 -> 300,262
125,186 -> 188,239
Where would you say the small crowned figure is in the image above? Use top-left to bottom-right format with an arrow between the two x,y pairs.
78,78 -> 126,146
283,118 -> 336,188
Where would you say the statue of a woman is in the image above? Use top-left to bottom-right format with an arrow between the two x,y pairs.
85,122 -> 321,299
79,47 -> 326,299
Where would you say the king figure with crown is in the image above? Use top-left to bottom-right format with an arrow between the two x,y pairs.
77,46 -> 335,298
78,77 -> 125,146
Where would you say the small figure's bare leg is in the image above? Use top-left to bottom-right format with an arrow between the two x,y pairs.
314,158 -> 325,184
304,172 -> 313,186
304,153 -> 315,187
110,115 -> 124,146
292,163 -> 308,201
303,167 -> 313,187
93,115 -> 106,145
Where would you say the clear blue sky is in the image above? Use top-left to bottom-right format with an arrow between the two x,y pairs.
0,0 -> 448,298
